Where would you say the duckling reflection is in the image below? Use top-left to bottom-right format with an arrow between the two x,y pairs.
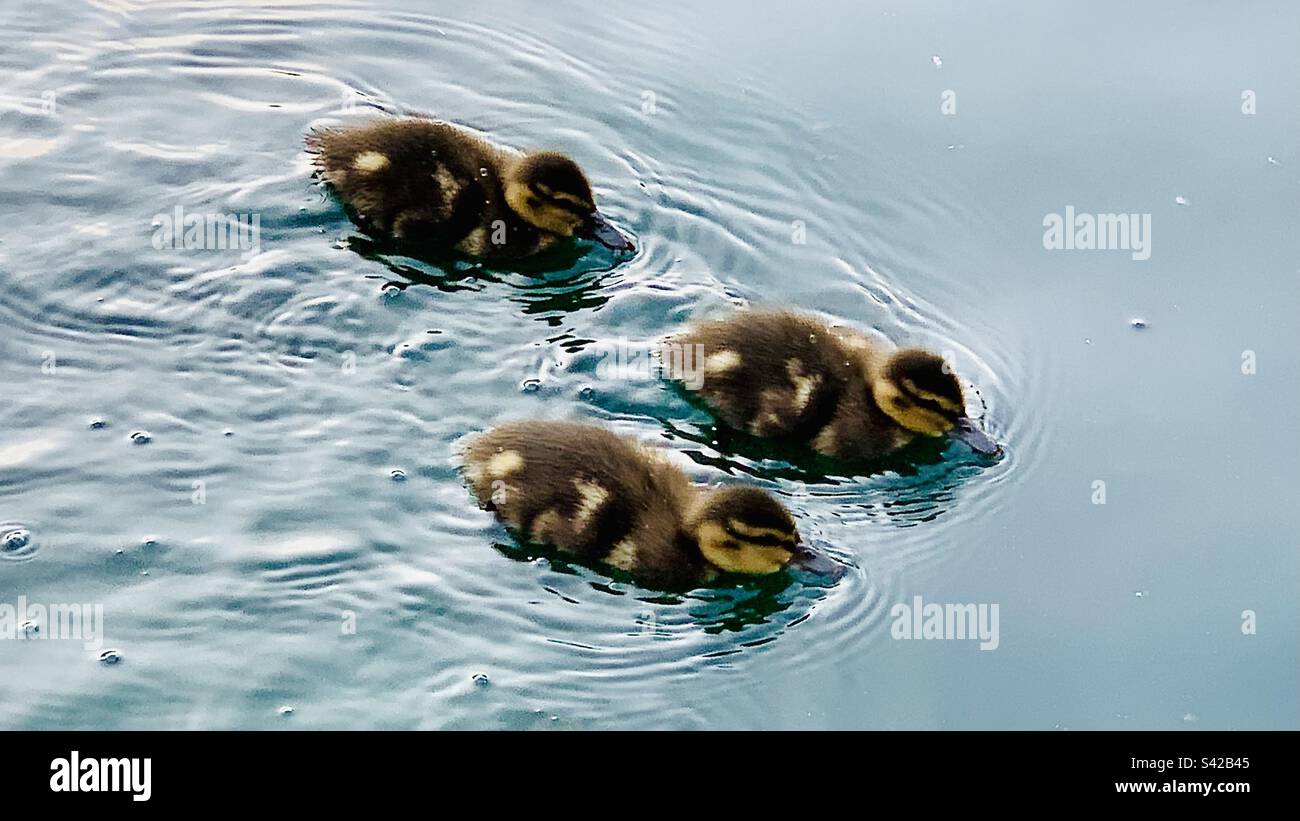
494,541 -> 840,635
344,231 -> 620,320
461,420 -> 843,592
306,116 -> 635,263
665,309 -> 1001,464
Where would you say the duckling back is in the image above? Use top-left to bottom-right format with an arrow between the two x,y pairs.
306,116 -> 540,257
668,310 -> 908,461
462,421 -> 706,589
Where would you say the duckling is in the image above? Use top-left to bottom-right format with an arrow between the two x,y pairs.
305,116 -> 635,260
461,420 -> 840,590
665,310 -> 1000,462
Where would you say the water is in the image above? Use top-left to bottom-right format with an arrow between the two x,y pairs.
1,0 -> 1296,730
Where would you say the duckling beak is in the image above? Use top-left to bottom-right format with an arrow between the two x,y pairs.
788,544 -> 846,580
580,211 -> 635,252
951,417 -> 1000,456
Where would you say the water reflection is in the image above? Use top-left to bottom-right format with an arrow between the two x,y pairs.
490,537 -> 840,636
342,231 -> 625,319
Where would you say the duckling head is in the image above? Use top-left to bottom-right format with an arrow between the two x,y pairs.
689,485 -> 841,578
503,151 -> 635,251
872,348 -> 1000,455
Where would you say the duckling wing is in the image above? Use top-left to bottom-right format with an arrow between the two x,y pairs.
668,311 -> 858,442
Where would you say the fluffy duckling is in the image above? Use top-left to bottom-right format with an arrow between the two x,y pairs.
461,420 -> 839,590
305,116 -> 634,260
665,310 -> 1000,462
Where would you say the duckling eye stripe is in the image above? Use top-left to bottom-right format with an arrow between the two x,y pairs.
530,183 -> 590,214
552,197 -> 591,217
901,379 -> 963,414
724,520 -> 794,546
725,519 -> 792,539
896,385 -> 960,421
549,190 -> 591,209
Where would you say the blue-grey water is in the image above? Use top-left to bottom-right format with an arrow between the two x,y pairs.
1,0 -> 1296,729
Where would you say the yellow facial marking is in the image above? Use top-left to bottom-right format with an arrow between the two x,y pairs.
352,151 -> 390,173
487,449 -> 524,477
606,539 -> 638,571
705,350 -> 741,374
504,180 -> 581,235
572,479 -> 609,525
901,378 -> 964,414
874,379 -> 953,436
695,521 -> 792,576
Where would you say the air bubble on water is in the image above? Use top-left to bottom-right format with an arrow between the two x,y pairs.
223,429 -> 234,437
521,378 -> 541,393
1182,712 -> 1198,723
1267,156 -> 1279,166
278,705 -> 295,717
130,431 -> 152,445
472,673 -> 490,688
98,649 -> 122,665
390,469 -> 407,482
1174,196 -> 1189,206
2,528 -> 32,551
89,419 -> 107,430
479,167 -> 489,177
1129,318 -> 1147,330
579,386 -> 594,400
1084,338 -> 1092,345
1133,590 -> 1148,598
930,54 -> 942,68
21,620 -> 38,636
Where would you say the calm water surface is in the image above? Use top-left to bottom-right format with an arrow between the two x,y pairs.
1,0 -> 1297,729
